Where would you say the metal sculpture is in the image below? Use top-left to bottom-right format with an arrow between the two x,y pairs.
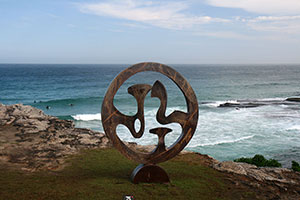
101,62 -> 198,183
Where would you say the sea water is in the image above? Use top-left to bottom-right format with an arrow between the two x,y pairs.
1,64 -> 300,167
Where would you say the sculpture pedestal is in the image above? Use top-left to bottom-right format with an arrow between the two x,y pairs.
131,164 -> 170,184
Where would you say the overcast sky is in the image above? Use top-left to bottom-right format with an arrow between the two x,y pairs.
1,0 -> 300,64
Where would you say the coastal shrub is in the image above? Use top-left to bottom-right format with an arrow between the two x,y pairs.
234,154 -> 282,167
292,161 -> 300,172
233,157 -> 252,164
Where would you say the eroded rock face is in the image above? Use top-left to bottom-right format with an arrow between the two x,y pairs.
0,103 -> 111,171
213,160 -> 300,193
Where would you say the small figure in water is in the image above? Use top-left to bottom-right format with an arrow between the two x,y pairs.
34,100 -> 36,103
46,106 -> 50,110
69,104 -> 74,106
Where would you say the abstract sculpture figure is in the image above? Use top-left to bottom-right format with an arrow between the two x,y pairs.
101,62 -> 199,183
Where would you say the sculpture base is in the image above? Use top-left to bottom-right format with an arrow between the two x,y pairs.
131,164 -> 170,184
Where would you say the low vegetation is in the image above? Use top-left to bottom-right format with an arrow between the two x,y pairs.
234,154 -> 282,167
0,148 -> 257,200
292,161 -> 300,172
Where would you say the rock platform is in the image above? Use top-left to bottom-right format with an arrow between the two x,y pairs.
0,103 -> 111,171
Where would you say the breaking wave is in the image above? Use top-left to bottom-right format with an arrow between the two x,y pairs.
72,113 -> 101,121
188,135 -> 255,148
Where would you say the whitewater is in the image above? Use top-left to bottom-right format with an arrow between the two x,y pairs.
1,64 -> 300,167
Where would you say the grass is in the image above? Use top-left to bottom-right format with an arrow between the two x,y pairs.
0,148 -> 256,200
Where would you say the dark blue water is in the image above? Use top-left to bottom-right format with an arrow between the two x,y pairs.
1,64 -> 300,167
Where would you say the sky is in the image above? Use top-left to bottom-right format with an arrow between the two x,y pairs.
1,0 -> 300,64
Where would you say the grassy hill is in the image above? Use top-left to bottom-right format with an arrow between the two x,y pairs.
0,148 -> 258,200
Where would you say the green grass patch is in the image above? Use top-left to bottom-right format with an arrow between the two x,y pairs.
234,154 -> 282,167
292,161 -> 300,172
0,149 -> 256,200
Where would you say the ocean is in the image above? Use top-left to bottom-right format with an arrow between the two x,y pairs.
1,64 -> 300,167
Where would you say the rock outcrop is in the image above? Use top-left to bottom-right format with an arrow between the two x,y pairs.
286,97 -> 300,102
217,98 -> 300,108
0,103 -> 111,171
1,103 -> 300,199
212,160 -> 300,199
213,160 -> 299,184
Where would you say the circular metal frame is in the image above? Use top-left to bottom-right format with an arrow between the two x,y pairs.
101,62 -> 198,164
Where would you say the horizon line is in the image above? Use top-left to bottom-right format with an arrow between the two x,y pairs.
1,62 -> 300,65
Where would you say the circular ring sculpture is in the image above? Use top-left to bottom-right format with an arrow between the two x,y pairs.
101,62 -> 199,183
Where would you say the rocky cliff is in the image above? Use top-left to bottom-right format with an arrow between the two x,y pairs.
0,103 -> 111,171
1,103 -> 300,199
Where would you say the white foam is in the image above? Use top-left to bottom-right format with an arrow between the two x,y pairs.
279,104 -> 288,108
203,98 -> 287,108
260,97 -> 286,101
287,125 -> 300,131
188,135 -> 255,148
144,106 -> 186,115
203,100 -> 238,108
72,113 -> 101,121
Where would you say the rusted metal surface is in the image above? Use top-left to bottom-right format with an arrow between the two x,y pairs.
131,164 -> 170,184
101,62 -> 199,183
149,127 -> 172,154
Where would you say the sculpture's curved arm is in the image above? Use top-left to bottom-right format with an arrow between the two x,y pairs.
151,80 -> 188,128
